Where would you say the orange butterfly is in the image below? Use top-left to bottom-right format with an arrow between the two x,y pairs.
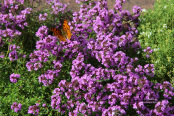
49,20 -> 72,41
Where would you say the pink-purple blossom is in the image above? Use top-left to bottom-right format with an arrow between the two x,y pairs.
11,102 -> 22,113
10,73 -> 20,83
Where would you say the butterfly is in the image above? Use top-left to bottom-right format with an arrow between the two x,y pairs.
49,19 -> 72,41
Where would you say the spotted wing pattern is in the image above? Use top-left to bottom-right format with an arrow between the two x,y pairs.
49,20 -> 72,42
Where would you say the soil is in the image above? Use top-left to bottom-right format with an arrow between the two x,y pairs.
58,0 -> 157,13
0,0 -> 157,13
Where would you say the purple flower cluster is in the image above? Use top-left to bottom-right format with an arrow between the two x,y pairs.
0,0 -> 32,39
0,0 -> 31,63
39,13 -> 48,21
27,25 -> 69,86
35,26 -> 49,39
11,102 -> 22,113
46,0 -> 68,15
25,0 -> 174,115
154,99 -> 174,115
143,47 -> 153,58
8,44 -> 26,61
38,69 -> 59,86
9,50 -> 18,61
10,73 -> 20,83
28,103 -> 40,116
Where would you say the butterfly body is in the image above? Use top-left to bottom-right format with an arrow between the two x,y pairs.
49,20 -> 72,41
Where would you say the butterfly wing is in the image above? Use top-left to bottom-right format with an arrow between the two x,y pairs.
50,27 -> 66,41
49,20 -> 72,42
62,20 -> 72,40
56,29 -> 66,41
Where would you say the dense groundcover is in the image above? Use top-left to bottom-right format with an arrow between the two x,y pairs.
0,0 -> 174,115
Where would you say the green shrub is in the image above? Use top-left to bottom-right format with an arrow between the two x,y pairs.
137,0 -> 174,87
0,0 -> 174,115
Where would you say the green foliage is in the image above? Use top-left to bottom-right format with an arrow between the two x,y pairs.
137,0 -> 174,86
0,1 -> 62,115
0,0 -> 174,115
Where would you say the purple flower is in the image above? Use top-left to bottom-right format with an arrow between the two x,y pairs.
38,70 -> 55,86
78,102 -> 87,114
8,50 -> 18,61
22,0 -> 174,115
8,46 -> 20,55
143,47 -> 153,58
143,64 -> 155,77
53,60 -> 62,70
42,103 -> 46,107
11,102 -> 22,113
102,105 -> 126,116
132,6 -> 142,15
39,13 -> 47,21
51,94 -> 62,110
153,100 -> 171,115
34,62 -> 42,71
26,61 -> 35,71
35,26 -> 48,39
10,73 -> 20,83
28,103 -> 40,115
